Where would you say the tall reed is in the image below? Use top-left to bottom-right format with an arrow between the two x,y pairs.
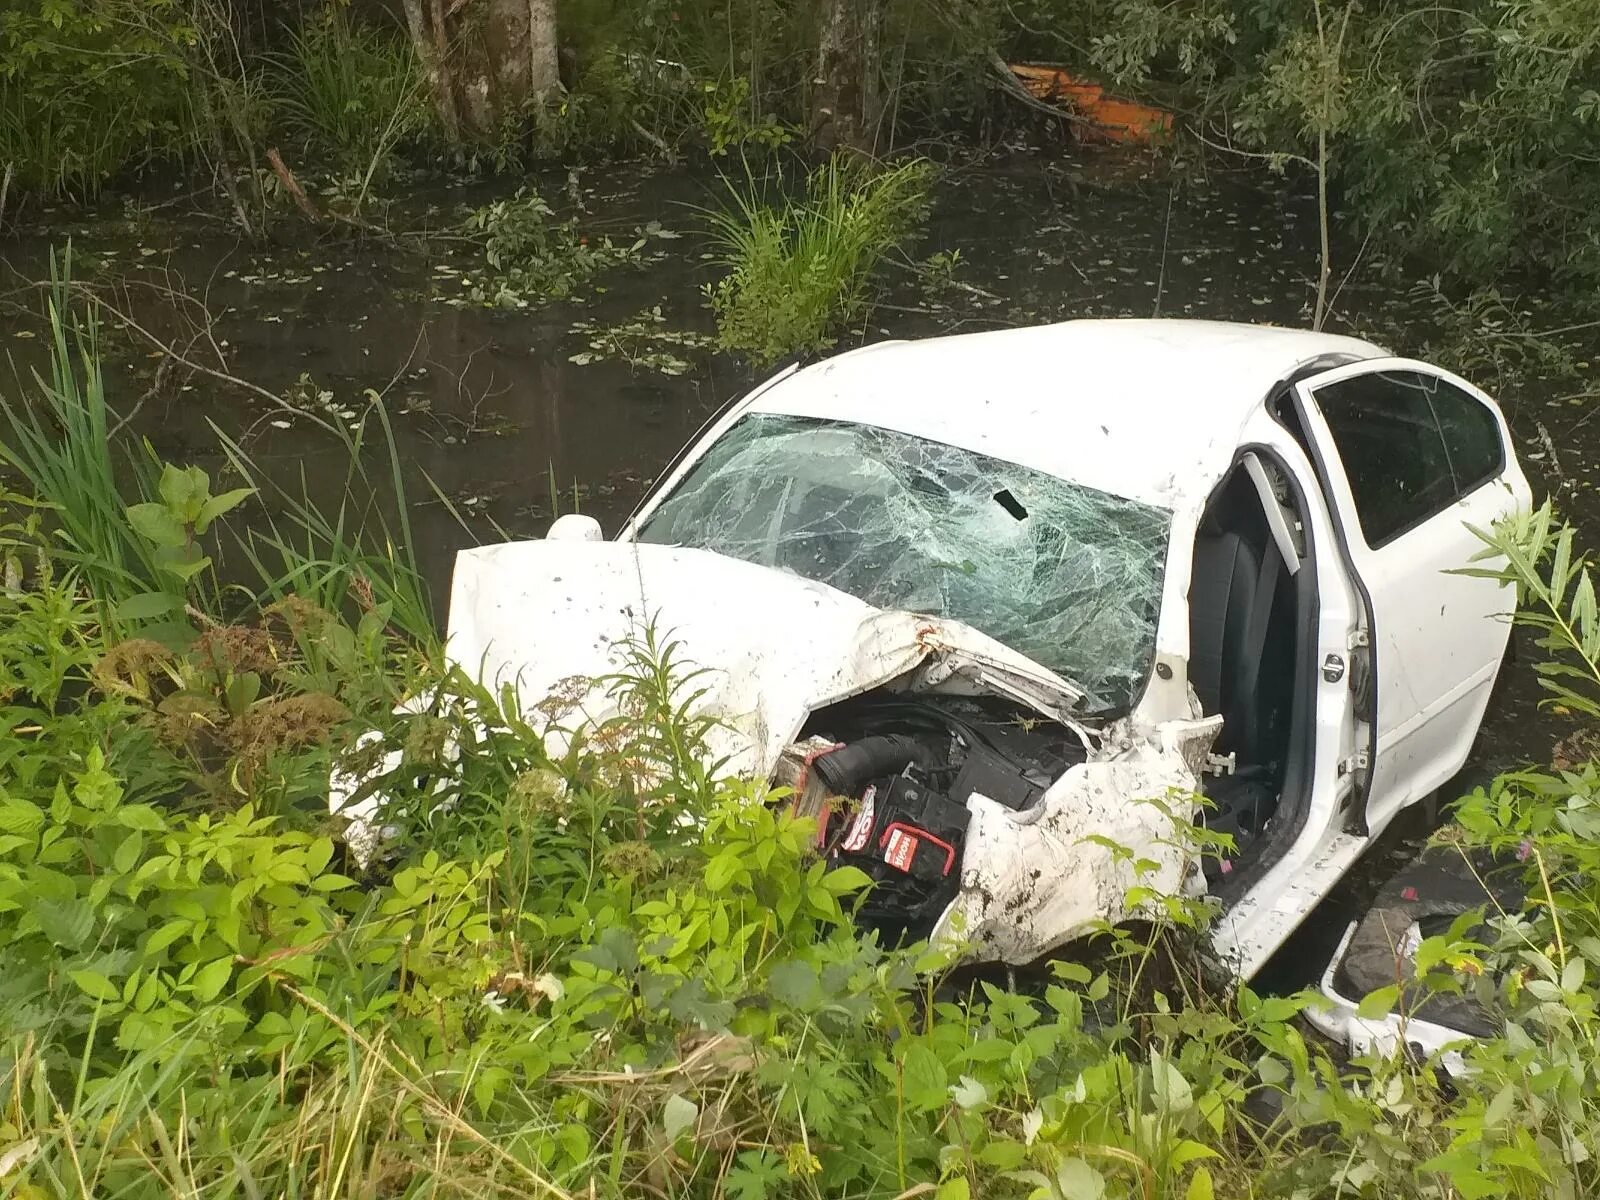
705,154 -> 934,364
0,255 -> 164,611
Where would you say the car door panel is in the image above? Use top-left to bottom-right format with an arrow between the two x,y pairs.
1291,359 -> 1527,834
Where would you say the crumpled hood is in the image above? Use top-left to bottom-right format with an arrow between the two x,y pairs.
446,540 -> 1088,776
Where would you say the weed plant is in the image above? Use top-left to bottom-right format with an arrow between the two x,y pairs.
706,156 -> 934,364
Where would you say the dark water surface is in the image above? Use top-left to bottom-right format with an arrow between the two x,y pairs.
4,149 -> 1596,987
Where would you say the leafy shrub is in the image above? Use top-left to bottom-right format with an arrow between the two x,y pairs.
0,271 -> 165,613
0,0 -> 193,196
706,156 -> 934,364
1021,0 -> 1600,286
457,188 -> 643,308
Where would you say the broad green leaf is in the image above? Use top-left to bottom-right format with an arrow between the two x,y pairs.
1150,1050 -> 1194,1113
125,502 -> 187,548
767,960 -> 821,1009
949,1075 -> 988,1111
306,836 -> 335,877
145,919 -> 190,955
35,898 -> 95,948
115,591 -> 183,623
116,804 -> 168,832
1356,984 -> 1402,1020
157,463 -> 209,517
899,1040 -> 949,1112
112,831 -> 144,874
1170,1141 -> 1219,1167
977,1139 -> 1027,1170
190,957 -> 234,1003
0,798 -> 44,836
820,864 -> 872,895
1484,1083 -> 1516,1129
662,1093 -> 697,1142
1056,1157 -> 1105,1200
69,969 -> 120,1002
160,555 -> 212,583
194,486 -> 254,533
1185,1166 -> 1215,1200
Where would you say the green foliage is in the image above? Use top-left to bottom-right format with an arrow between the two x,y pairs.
116,462 -> 254,636
706,155 -> 935,364
210,398 -> 437,649
0,0 -> 194,196
270,9 -> 424,173
1021,0 -> 1600,286
0,263 -> 165,618
456,188 -> 644,308
699,74 -> 795,156
1464,499 -> 1600,718
14,316 -> 1600,1200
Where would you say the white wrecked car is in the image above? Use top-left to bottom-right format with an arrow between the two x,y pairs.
344,319 -> 1530,978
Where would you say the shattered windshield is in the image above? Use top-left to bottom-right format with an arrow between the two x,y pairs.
635,414 -> 1170,713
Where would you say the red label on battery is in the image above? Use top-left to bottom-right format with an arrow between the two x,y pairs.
883,827 -> 919,872
842,786 -> 876,853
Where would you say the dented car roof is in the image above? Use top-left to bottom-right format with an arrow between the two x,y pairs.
745,319 -> 1384,511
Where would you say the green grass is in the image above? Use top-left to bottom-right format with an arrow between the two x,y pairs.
0,254 -> 433,649
705,155 -> 934,364
0,93 -> 142,199
269,11 -> 425,173
0,258 -> 165,611
211,398 -> 436,649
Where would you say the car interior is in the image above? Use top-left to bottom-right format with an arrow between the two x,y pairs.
1188,455 -> 1309,878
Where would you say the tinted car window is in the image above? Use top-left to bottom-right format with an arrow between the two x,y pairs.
1313,371 -> 1458,546
1431,378 -> 1505,494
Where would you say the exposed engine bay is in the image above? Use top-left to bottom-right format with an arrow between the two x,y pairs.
774,694 -> 1090,947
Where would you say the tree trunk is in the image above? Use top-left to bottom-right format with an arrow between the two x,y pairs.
812,0 -> 883,155
400,0 -> 559,145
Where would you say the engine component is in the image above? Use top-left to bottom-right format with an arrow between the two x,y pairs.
822,765 -> 970,946
792,693 -> 1089,947
811,734 -> 941,797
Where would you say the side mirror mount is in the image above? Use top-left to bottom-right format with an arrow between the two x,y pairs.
546,513 -> 603,542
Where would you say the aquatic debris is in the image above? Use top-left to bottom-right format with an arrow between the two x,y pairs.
445,188 -> 663,311
277,373 -> 363,429
567,307 -> 714,376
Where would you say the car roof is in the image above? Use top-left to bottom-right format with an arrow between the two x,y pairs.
746,319 -> 1384,511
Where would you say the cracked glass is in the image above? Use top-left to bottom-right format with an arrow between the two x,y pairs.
636,414 -> 1171,713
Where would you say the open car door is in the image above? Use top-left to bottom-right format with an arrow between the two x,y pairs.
1290,358 -> 1530,836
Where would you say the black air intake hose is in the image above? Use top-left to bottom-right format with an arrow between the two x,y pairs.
811,735 -> 939,796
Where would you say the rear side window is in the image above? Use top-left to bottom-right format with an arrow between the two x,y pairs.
1311,370 -> 1505,548
1313,371 -> 1456,546
1431,379 -> 1505,495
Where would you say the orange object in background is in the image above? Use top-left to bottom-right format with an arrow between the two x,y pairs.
1009,63 -> 1173,145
